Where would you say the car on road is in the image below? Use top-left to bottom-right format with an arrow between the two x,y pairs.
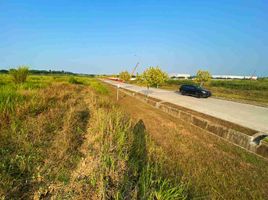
179,84 -> 212,98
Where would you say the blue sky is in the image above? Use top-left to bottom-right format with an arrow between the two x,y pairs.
0,0 -> 268,76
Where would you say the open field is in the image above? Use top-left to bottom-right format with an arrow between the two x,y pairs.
0,74 -> 188,199
1,74 -> 268,199
130,79 -> 268,107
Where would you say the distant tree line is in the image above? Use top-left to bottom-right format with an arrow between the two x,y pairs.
0,68 -> 96,77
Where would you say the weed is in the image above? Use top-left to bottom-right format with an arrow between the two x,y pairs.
68,76 -> 83,84
9,66 -> 29,84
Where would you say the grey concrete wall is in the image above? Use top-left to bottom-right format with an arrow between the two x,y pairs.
119,87 -> 268,159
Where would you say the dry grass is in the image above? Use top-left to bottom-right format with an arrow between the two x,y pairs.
51,88 -> 188,199
0,76 -> 188,199
0,79 -> 90,199
3,74 -> 267,199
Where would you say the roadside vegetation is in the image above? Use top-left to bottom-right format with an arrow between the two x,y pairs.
119,71 -> 131,82
141,67 -> 168,89
0,72 -> 187,199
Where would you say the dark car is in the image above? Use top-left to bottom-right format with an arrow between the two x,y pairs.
179,84 -> 212,98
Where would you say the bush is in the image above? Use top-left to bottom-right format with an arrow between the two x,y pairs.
9,66 -> 29,84
68,76 -> 83,84
119,71 -> 131,82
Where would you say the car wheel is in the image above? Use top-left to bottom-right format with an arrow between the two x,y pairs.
181,91 -> 185,95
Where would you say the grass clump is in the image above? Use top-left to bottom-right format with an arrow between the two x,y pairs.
9,66 -> 29,84
68,76 -> 83,85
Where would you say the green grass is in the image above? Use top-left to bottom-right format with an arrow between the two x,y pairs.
0,86 -> 24,114
68,76 -> 84,85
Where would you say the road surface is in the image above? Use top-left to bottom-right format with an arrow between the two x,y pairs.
102,79 -> 268,133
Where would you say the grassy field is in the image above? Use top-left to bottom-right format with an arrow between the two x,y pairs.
131,78 -> 268,107
0,74 -> 187,199
1,74 -> 267,199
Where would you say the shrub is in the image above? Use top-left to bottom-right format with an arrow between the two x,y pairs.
119,71 -> 131,82
68,76 -> 83,84
9,66 -> 29,84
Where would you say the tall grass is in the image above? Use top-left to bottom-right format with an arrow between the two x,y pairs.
0,79 -> 90,199
90,96 -> 187,199
0,86 -> 24,117
0,76 -> 188,199
9,66 -> 29,84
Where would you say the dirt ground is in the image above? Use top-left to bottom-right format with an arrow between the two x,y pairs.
107,84 -> 268,199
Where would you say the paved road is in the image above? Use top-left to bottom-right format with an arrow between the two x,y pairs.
102,79 -> 268,133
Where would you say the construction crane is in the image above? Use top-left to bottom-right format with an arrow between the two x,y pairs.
131,62 -> 139,78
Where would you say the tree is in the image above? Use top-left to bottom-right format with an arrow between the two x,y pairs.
119,71 -> 131,82
195,70 -> 211,86
136,72 -> 143,83
142,67 -> 168,89
9,66 -> 29,84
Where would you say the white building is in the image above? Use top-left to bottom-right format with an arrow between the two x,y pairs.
212,75 -> 258,80
169,73 -> 191,79
169,73 -> 258,80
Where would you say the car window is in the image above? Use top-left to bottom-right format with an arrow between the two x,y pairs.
190,85 -> 196,89
186,85 -> 191,90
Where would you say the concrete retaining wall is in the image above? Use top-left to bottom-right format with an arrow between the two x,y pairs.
119,87 -> 268,159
